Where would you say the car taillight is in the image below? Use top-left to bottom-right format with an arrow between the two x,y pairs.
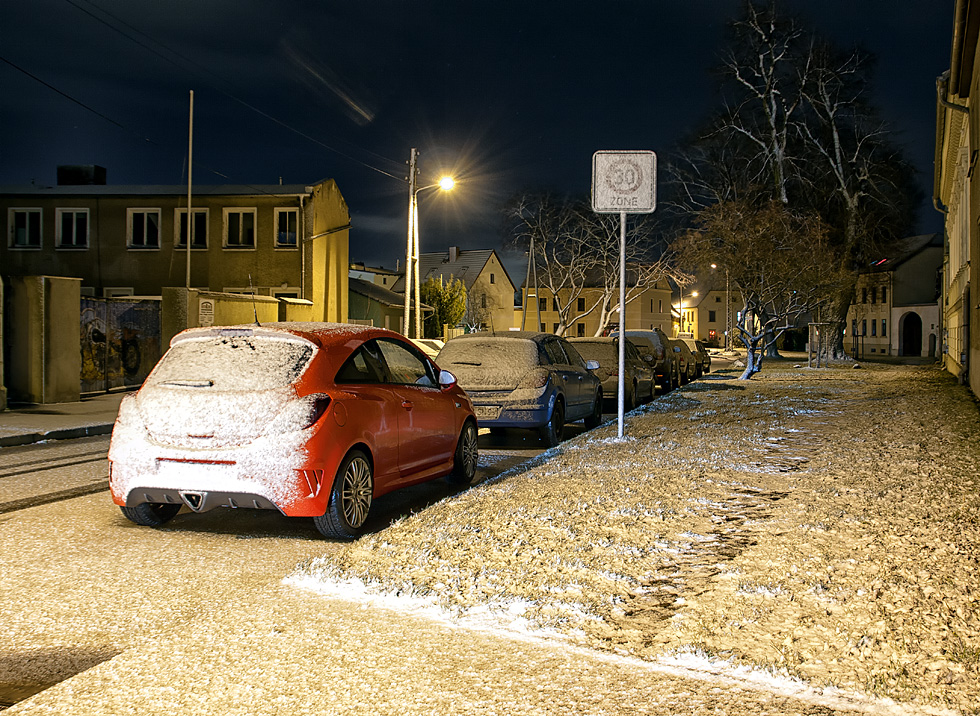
302,394 -> 331,428
517,368 -> 551,390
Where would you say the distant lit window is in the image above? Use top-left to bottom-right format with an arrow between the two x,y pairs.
176,208 -> 208,249
9,208 -> 41,248
127,209 -> 160,249
275,208 -> 298,248
224,208 -> 256,248
56,208 -> 89,249
882,319 -> 887,337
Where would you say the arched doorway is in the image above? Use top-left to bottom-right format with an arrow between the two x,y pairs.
900,312 -> 922,357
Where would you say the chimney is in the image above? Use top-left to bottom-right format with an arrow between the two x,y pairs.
57,165 -> 107,185
448,246 -> 459,262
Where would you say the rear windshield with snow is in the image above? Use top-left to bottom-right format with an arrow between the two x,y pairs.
437,338 -> 539,390
148,336 -> 314,391
570,341 -> 616,365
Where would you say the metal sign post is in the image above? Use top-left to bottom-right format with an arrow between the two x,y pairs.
591,150 -> 657,438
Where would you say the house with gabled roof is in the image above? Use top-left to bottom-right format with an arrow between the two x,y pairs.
393,246 -> 517,332
846,234 -> 942,359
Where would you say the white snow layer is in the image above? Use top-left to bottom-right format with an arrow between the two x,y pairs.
288,363 -> 980,714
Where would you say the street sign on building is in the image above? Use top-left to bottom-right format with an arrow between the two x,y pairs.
591,150 -> 657,214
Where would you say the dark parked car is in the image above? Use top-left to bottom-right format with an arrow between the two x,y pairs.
616,329 -> 677,393
436,331 -> 602,446
568,337 -> 654,409
681,338 -> 711,377
670,338 -> 698,384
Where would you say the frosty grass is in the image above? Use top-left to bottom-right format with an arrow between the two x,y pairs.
288,363 -> 980,714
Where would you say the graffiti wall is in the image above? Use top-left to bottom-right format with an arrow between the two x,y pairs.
80,297 -> 161,394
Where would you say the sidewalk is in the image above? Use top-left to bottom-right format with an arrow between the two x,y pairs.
0,392 -> 126,448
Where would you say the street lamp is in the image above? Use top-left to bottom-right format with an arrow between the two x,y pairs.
403,147 -> 455,338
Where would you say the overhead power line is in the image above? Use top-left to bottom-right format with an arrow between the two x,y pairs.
60,0 -> 405,182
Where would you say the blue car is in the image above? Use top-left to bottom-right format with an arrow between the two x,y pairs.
436,332 -> 603,446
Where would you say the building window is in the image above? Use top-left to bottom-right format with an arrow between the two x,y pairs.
489,273 -> 495,284
540,323 -> 546,332
274,208 -> 298,248
273,289 -> 300,299
861,319 -> 867,336
539,298 -> 546,311
8,208 -> 41,248
881,287 -> 887,303
553,298 -> 559,312
862,287 -> 867,303
715,296 -> 721,302
871,320 -> 877,336
871,288 -> 877,304
882,319 -> 887,337
481,294 -> 487,309
56,208 -> 89,249
577,323 -> 585,336
224,208 -> 256,248
127,209 -> 160,249
708,310 -> 717,323
553,323 -> 559,334
658,299 -> 663,312
176,209 -> 208,248
579,298 -> 586,311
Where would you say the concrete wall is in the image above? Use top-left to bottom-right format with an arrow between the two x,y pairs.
0,276 -> 5,410
161,288 -> 280,348
5,276 -> 81,403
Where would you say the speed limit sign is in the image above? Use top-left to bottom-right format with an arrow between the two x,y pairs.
591,150 -> 657,214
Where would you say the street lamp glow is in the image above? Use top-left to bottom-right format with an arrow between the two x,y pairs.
438,176 -> 455,191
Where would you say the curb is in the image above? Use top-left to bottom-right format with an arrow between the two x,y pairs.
0,424 -> 114,449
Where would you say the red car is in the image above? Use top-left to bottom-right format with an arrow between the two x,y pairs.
108,323 -> 478,539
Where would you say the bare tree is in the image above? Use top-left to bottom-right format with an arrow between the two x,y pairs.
719,0 -> 809,204
505,194 -> 676,336
673,200 -> 848,378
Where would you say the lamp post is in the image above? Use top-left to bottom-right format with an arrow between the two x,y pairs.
711,263 -> 731,351
403,148 -> 455,338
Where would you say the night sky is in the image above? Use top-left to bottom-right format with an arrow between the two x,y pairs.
0,1 -> 954,277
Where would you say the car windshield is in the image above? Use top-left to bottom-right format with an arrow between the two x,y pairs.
148,335 -> 314,391
437,338 -> 539,390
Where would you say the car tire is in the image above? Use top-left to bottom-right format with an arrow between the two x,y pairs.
446,421 -> 479,485
539,400 -> 565,447
584,389 -> 603,429
314,449 -> 373,540
120,502 -> 181,527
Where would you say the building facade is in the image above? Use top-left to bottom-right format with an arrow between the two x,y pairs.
846,235 -> 943,359
935,0 -> 979,390
519,277 -> 672,337
1,169 -> 350,322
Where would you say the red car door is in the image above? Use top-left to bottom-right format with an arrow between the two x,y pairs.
375,338 -> 456,482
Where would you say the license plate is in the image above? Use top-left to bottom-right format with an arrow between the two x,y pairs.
474,405 -> 501,420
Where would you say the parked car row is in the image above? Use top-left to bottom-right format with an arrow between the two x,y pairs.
109,324 -> 713,542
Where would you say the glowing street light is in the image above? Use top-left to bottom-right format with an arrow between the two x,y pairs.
403,149 -> 455,338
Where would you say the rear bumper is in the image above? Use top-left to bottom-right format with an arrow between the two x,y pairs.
108,425 -> 332,517
466,390 -> 554,429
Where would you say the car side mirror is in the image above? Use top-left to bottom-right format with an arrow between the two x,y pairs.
438,370 -> 458,388
585,360 -> 600,371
